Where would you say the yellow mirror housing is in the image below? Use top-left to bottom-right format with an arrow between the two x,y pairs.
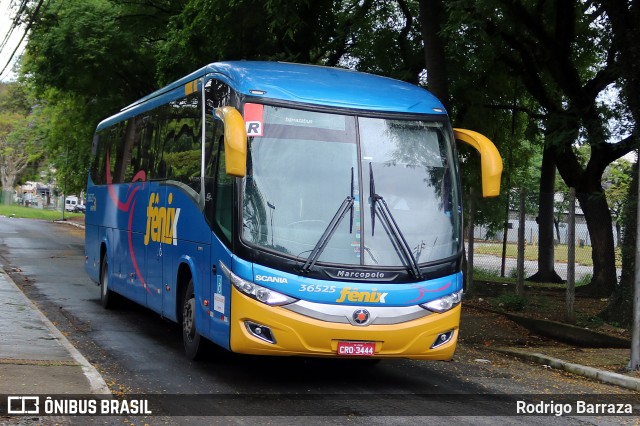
215,106 -> 247,177
453,128 -> 503,198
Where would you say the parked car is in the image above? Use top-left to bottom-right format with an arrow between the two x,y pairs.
65,196 -> 85,213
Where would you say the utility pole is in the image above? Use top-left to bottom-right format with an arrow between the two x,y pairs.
61,145 -> 68,221
566,188 -> 575,324
631,160 -> 640,370
466,188 -> 475,295
516,188 -> 525,296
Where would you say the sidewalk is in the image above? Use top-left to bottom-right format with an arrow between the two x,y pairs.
493,347 -> 640,391
462,305 -> 640,392
0,268 -> 110,396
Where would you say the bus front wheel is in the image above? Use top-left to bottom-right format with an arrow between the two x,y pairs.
182,279 -> 204,360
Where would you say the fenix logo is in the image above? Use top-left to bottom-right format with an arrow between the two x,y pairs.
144,192 -> 181,246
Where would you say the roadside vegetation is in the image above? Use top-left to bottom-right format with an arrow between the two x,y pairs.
0,204 -> 83,221
473,242 -> 623,268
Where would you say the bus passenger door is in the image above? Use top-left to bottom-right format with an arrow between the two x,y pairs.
204,119 -> 235,349
210,236 -> 232,350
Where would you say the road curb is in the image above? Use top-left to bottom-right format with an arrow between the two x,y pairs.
1,268 -> 111,395
53,219 -> 85,229
494,348 -> 640,392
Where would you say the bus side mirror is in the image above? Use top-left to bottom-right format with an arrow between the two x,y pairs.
453,128 -> 503,198
215,106 -> 247,177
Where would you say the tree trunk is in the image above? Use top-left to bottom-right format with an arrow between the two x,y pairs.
418,0 -> 450,110
527,145 -> 563,283
576,189 -> 618,296
551,127 -> 619,297
1,190 -> 12,205
601,165 -> 636,326
1,174 -> 15,205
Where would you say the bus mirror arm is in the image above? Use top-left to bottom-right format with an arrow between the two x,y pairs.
216,106 -> 248,177
453,128 -> 503,198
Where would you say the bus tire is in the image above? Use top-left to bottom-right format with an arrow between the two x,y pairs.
182,279 -> 204,360
100,255 -> 117,309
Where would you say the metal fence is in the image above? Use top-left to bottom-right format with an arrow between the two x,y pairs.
465,189 -> 620,284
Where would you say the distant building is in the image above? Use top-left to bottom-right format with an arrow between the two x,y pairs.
15,181 -> 54,207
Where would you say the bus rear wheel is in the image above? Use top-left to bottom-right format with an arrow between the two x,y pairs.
182,279 -> 204,360
100,255 -> 117,309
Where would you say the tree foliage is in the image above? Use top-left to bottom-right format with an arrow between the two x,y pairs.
0,82 -> 44,200
9,0 -> 639,302
447,0 -> 637,295
18,0 -> 185,194
601,163 -> 637,328
156,0 -> 346,82
604,157 -> 634,246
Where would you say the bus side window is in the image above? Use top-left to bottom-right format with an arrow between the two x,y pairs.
214,142 -> 233,242
162,93 -> 202,193
204,77 -> 235,245
93,123 -> 124,185
204,117 -> 232,244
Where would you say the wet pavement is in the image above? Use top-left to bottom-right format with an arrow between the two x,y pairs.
0,268 -> 109,396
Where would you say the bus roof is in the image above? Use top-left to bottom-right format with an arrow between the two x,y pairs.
99,61 -> 447,130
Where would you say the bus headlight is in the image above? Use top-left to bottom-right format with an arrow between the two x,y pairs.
420,290 -> 463,313
220,262 -> 297,306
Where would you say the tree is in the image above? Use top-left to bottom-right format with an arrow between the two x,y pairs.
603,158 -> 634,247
0,83 -> 43,203
453,0 -> 635,296
418,0 -> 449,108
600,163 -> 635,328
19,0 -> 185,194
156,0 -> 346,82
23,0 -> 181,104
527,145 -> 564,283
37,90 -> 96,195
600,1 -> 640,138
0,112 -> 29,202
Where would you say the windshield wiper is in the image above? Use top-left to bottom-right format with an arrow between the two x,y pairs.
301,168 -> 355,274
369,163 -> 423,280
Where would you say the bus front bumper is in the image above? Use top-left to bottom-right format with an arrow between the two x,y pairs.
229,287 -> 460,360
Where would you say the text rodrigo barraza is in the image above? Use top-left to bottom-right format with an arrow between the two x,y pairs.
516,400 -> 633,416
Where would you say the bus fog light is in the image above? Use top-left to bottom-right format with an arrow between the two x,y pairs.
245,321 -> 276,344
431,330 -> 454,349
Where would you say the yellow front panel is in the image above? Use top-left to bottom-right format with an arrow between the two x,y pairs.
229,287 -> 460,360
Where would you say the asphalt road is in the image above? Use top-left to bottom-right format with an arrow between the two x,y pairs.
0,217 -> 636,425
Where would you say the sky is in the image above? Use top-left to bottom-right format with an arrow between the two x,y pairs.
0,0 -> 27,81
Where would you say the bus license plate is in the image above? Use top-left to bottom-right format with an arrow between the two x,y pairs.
337,341 -> 376,356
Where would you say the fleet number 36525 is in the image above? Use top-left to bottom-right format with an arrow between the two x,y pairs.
298,284 -> 336,293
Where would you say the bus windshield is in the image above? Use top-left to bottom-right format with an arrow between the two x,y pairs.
241,104 -> 460,268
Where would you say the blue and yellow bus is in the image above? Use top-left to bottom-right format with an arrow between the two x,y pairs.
85,61 -> 502,360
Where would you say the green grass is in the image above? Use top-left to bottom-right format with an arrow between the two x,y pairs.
472,241 -> 621,267
0,204 -> 84,221
471,267 -> 511,283
471,267 -> 591,289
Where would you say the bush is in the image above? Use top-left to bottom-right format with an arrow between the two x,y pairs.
491,293 -> 528,311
